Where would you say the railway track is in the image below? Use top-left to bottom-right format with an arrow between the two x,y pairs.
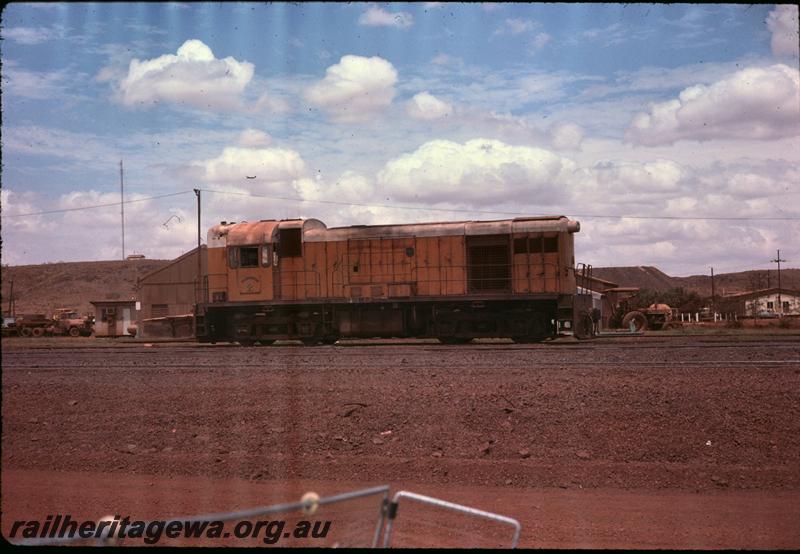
3,339 -> 798,371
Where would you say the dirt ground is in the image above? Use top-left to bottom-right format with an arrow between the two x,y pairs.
2,335 -> 799,548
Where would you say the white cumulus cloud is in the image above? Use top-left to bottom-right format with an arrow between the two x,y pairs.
194,146 -> 307,184
587,159 -> 685,196
58,190 -> 155,227
549,123 -> 585,150
1,189 -> 54,233
305,55 -> 398,123
626,64 -> 800,145
406,91 -> 453,120
767,5 -> 799,58
358,5 -> 414,28
376,139 -> 576,205
116,39 -> 254,110
294,171 -> 374,204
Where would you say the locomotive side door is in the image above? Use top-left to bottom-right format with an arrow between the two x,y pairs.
466,234 -> 512,293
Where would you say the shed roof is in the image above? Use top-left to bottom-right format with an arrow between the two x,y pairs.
138,245 -> 207,283
721,287 -> 800,300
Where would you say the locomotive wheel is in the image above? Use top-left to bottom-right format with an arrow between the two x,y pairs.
621,311 -> 648,332
238,339 -> 255,347
321,338 -> 338,345
301,337 -> 321,346
68,327 -> 81,337
256,339 -> 275,346
20,327 -> 32,337
513,313 -> 551,343
31,327 -> 45,338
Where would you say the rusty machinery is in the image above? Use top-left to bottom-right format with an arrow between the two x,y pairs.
6,309 -> 94,338
195,216 -> 588,345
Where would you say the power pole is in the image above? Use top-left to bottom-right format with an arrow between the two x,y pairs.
710,267 -> 715,314
120,160 -> 125,260
8,279 -> 14,318
771,250 -> 786,314
195,189 -> 202,303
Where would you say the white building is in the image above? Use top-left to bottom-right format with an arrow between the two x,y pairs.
721,288 -> 800,317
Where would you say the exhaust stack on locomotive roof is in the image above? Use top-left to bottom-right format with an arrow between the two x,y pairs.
196,215 -> 585,345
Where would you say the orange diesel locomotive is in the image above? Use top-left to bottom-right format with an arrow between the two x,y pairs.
195,216 -> 584,345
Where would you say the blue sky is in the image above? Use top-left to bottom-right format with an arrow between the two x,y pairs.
1,2 -> 798,276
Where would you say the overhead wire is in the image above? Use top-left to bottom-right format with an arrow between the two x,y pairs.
3,187 -> 798,222
3,190 -> 194,218
199,188 -> 800,222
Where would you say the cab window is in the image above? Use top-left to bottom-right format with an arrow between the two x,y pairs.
529,236 -> 543,253
239,246 -> 259,268
261,244 -> 272,267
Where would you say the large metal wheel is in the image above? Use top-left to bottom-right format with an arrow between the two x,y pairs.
31,327 -> 45,338
20,327 -> 33,337
621,310 -> 648,332
68,326 -> 81,337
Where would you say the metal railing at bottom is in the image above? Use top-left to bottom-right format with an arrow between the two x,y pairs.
382,490 -> 522,549
11,485 -> 522,548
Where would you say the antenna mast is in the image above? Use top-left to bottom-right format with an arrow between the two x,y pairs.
120,160 -> 125,260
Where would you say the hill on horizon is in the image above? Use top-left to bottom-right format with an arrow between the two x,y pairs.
593,266 -> 800,296
591,266 -> 675,292
2,259 -> 170,317
3,259 -> 799,318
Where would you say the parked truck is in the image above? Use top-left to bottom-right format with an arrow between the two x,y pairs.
12,313 -> 53,337
48,308 -> 94,337
6,309 -> 94,337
